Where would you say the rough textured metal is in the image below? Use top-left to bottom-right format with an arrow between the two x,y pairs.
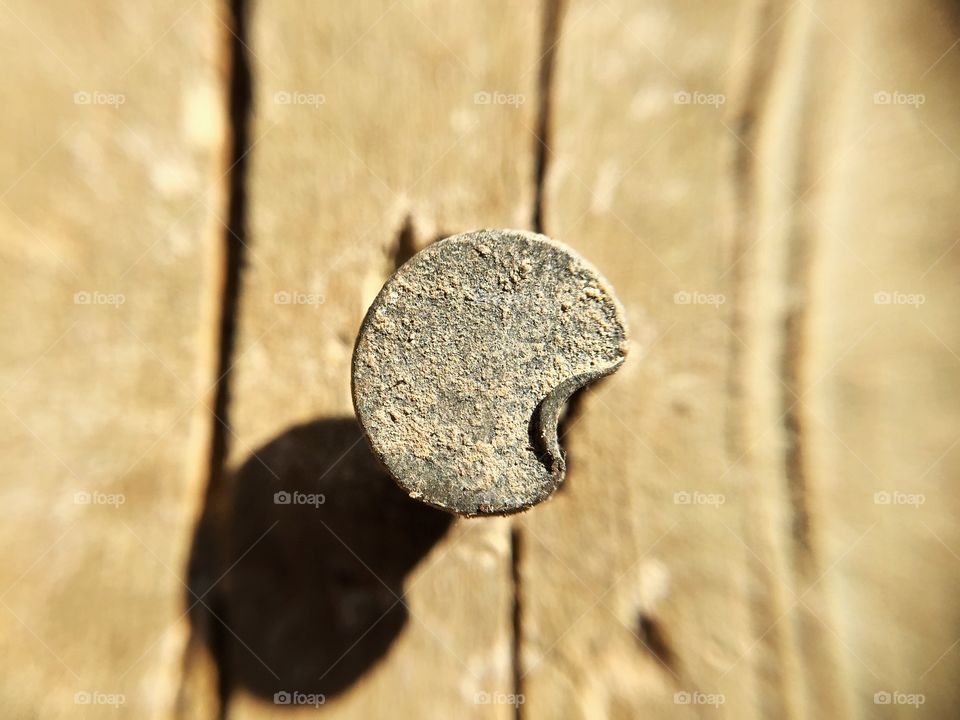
352,229 -> 628,516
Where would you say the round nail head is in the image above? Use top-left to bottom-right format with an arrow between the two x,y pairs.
352,228 -> 628,516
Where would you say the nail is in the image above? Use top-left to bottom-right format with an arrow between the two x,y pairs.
352,228 -> 628,516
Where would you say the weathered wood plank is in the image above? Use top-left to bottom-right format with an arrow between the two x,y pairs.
0,1 -> 229,717
800,1 -> 960,717
522,0 -> 960,718
195,1 -> 543,717
720,2 -> 864,716
719,0 -> 960,716
517,0 -> 756,717
5,1 -> 959,717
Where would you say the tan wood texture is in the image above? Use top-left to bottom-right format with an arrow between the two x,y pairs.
518,0 -> 960,718
184,1 -> 542,718
800,2 -> 960,717
2,0 -> 960,718
0,1 -> 229,718
517,0 -> 756,716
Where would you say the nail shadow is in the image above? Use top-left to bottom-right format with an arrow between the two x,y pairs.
186,417 -> 453,702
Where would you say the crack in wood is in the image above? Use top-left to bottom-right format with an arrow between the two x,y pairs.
531,0 -> 564,236
512,1 -> 567,715
391,214 -> 418,270
635,613 -> 677,674
180,0 -> 252,716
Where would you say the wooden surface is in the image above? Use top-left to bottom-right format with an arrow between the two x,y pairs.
0,1 -> 228,718
186,1 -> 540,718
2,0 -> 960,718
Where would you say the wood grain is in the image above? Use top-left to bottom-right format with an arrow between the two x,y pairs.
517,0 -> 756,717
3,0 -> 960,718
800,1 -> 960,717
0,1 -> 229,717
189,1 -> 543,717
519,0 -> 960,718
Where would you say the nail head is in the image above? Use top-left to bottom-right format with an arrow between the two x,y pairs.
352,228 -> 628,516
